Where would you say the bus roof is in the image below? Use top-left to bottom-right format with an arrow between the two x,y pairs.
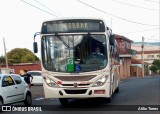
42,17 -> 109,26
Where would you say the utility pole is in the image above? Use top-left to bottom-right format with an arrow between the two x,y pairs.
3,37 -> 8,68
141,36 -> 144,77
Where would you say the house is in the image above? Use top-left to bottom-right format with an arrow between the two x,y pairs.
114,34 -> 136,80
132,50 -> 160,76
131,58 -> 149,77
133,50 -> 160,64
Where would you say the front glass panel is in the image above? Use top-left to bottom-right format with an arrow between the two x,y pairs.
42,34 -> 108,73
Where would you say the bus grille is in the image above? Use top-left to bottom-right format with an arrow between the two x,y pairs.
62,84 -> 90,86
64,89 -> 87,94
54,75 -> 96,81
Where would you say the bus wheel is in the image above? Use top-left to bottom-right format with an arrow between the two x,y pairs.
59,98 -> 68,106
106,96 -> 112,103
115,87 -> 119,93
106,86 -> 113,103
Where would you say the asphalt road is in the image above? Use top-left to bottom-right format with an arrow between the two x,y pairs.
2,75 -> 160,114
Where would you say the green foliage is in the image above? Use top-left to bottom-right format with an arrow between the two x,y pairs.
152,59 -> 160,69
0,56 -> 5,64
6,48 -> 40,64
150,66 -> 158,73
150,59 -> 160,74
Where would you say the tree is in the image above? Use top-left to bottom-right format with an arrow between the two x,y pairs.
150,59 -> 160,74
0,55 -> 5,65
6,48 -> 40,64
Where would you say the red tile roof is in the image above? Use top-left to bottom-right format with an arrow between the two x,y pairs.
114,34 -> 133,43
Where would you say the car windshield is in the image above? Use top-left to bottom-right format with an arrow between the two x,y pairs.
41,34 -> 108,73
28,72 -> 41,76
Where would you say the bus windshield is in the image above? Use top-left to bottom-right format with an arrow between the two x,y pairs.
41,34 -> 108,72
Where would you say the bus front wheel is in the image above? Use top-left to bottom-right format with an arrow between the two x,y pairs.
115,86 -> 119,93
106,85 -> 113,103
59,98 -> 68,106
106,96 -> 112,103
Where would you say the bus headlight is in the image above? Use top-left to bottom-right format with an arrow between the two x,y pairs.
44,77 -> 59,87
92,75 -> 109,87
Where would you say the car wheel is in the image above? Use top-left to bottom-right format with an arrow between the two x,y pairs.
0,99 -> 3,111
59,98 -> 68,106
24,92 -> 32,106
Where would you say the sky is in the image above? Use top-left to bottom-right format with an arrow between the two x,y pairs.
0,0 -> 159,57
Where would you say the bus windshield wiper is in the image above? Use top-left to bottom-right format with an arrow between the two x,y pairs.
55,33 -> 70,48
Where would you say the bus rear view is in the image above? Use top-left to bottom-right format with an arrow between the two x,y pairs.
33,18 -> 120,105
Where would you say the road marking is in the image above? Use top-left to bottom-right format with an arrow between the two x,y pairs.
35,97 -> 44,101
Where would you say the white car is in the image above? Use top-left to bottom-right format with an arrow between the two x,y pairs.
27,71 -> 42,85
0,74 -> 32,107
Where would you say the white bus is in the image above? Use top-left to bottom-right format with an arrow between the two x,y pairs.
33,18 -> 120,105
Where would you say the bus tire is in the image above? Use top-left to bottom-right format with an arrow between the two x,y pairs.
106,95 -> 112,103
59,98 -> 68,106
115,87 -> 119,93
106,84 -> 113,103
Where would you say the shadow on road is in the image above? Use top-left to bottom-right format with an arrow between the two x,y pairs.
65,98 -> 111,107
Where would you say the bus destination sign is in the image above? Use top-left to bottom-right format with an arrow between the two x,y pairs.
41,19 -> 105,34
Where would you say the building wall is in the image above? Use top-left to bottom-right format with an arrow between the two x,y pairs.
1,64 -> 41,74
115,35 -> 132,55
125,58 -> 131,77
120,59 -> 124,80
130,66 -> 142,77
133,51 -> 160,63
120,58 -> 131,80
130,65 -> 151,77
115,34 -> 133,80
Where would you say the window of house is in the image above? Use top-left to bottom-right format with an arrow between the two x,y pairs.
147,55 -> 154,58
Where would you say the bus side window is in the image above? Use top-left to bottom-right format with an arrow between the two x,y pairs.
109,35 -> 114,54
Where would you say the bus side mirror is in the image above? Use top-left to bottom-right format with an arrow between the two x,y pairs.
33,32 -> 40,53
110,35 -> 115,46
33,42 -> 38,53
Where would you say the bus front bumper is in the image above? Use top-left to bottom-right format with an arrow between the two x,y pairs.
43,83 -> 110,98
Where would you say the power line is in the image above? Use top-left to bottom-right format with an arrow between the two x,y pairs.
111,0 -> 159,11
34,0 -> 58,15
144,0 -> 160,3
76,0 -> 159,26
20,0 -> 59,17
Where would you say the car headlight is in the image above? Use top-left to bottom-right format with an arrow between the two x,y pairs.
44,77 -> 59,87
92,75 -> 109,87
